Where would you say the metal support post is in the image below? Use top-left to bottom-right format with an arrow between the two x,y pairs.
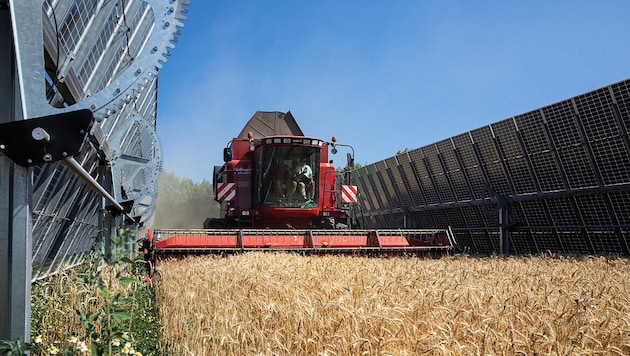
0,4 -> 32,343
98,162 -> 116,262
498,207 -> 510,255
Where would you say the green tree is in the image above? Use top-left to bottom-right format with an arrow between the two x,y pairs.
152,171 -> 219,228
338,162 -> 363,173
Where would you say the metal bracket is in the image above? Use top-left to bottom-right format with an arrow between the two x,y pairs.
481,181 -> 515,254
0,109 -> 93,166
105,200 -> 134,216
481,180 -> 514,227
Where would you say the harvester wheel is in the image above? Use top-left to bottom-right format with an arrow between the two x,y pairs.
314,217 -> 335,229
204,218 -> 227,229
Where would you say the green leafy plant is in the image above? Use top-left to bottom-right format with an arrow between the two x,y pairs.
72,230 -> 137,354
0,338 -> 30,356
20,227 -> 160,356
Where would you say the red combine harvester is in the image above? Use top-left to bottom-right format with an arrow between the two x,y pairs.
146,111 -> 454,260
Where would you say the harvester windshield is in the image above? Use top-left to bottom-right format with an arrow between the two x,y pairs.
260,145 -> 320,208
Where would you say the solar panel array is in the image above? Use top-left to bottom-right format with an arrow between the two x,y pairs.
27,0 -> 158,280
2,0 -> 187,282
351,79 -> 630,255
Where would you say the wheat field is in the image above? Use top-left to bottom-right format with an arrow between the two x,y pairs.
155,253 -> 630,355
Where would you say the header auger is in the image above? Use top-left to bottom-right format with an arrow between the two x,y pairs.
144,111 -> 455,264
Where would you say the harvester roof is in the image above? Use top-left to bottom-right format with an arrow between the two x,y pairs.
238,111 -> 304,138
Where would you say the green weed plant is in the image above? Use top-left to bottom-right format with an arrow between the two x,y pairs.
2,228 -> 161,356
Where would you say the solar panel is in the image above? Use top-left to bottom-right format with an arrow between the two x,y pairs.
354,78 -> 630,255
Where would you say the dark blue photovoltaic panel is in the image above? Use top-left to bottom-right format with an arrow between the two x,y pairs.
505,158 -> 535,195
367,163 -> 388,211
470,231 -> 495,254
385,157 -> 413,208
493,119 -> 521,158
412,211 -> 435,229
559,231 -> 592,254
430,209 -> 451,229
423,145 -> 455,203
383,213 -> 398,228
436,139 -> 471,201
609,191 -> 630,225
408,148 -> 440,205
530,230 -> 562,252
574,88 -> 618,140
590,138 -> 630,185
529,152 -> 565,192
612,81 -> 630,131
588,229 -> 622,254
472,126 -> 512,196
493,119 -> 538,195
443,208 -> 465,227
515,110 -> 549,154
452,133 -> 486,199
517,200 -> 549,227
453,231 -> 474,250
515,110 -> 565,192
544,99 -> 581,147
375,161 -> 399,210
558,146 -> 599,189
510,231 -> 535,255
574,195 -> 612,226
351,78 -> 630,255
352,167 -> 378,211
396,153 -> 426,206
458,206 -> 487,228
546,198 -> 580,226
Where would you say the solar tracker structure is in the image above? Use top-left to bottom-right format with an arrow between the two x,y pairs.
2,0 -> 187,283
350,78 -> 630,256
1,0 -> 188,342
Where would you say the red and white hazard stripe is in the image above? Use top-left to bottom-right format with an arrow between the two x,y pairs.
217,182 -> 236,202
341,185 -> 358,203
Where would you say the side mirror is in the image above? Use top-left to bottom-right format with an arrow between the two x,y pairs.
347,153 -> 354,167
223,147 -> 232,162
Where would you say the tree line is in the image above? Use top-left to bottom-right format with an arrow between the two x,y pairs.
152,170 -> 219,229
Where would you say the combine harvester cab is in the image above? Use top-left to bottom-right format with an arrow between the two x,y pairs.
148,111 -> 456,259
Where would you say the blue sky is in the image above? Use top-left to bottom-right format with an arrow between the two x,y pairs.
157,1 -> 630,183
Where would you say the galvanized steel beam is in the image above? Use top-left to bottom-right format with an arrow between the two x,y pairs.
0,4 -> 32,343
